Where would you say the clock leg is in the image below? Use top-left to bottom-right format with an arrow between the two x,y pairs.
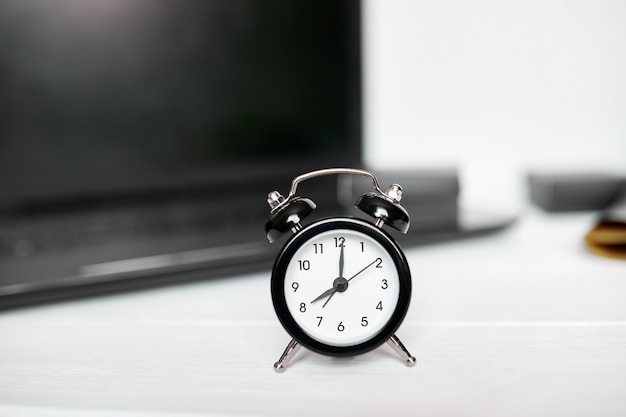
273,338 -> 301,373
387,334 -> 416,367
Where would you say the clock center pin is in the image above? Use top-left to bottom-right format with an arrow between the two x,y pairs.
333,277 -> 349,292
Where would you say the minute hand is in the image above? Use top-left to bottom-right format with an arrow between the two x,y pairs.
347,258 -> 380,282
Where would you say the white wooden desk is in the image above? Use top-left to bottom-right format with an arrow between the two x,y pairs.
1,209 -> 625,417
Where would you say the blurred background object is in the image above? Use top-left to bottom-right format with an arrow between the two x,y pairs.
0,0 -> 361,205
363,0 -> 626,262
0,0 -> 363,308
342,168 -> 459,231
585,193 -> 626,260
363,0 -> 626,213
528,172 -> 625,212
2,0 -> 625,309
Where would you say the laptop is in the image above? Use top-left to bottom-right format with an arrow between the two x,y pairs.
0,0 -> 513,309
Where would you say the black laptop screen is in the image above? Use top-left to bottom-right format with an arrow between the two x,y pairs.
0,0 -> 361,209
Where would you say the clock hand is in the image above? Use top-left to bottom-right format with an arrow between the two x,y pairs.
311,287 -> 335,304
322,290 -> 336,308
311,244 -> 346,305
339,244 -> 344,278
347,258 -> 379,282
312,258 -> 380,307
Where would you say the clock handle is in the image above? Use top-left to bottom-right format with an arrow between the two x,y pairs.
269,168 -> 398,213
288,168 -> 387,201
269,167 -> 406,209
265,168 -> 410,242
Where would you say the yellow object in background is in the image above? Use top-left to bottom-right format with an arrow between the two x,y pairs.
585,221 -> 626,260
585,195 -> 626,260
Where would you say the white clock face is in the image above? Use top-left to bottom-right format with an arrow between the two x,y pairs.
283,228 -> 400,347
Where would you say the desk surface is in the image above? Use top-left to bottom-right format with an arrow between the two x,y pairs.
1,209 -> 625,417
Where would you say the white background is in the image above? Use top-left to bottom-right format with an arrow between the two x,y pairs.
363,0 -> 626,211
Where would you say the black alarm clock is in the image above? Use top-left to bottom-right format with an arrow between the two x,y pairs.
265,168 -> 416,372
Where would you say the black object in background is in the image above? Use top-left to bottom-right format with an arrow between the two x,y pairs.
342,168 -> 460,231
528,172 -> 625,212
0,0 -> 361,208
0,0 -> 362,309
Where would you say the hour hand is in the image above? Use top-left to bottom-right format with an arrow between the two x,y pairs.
312,246 -> 345,305
311,287 -> 335,304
